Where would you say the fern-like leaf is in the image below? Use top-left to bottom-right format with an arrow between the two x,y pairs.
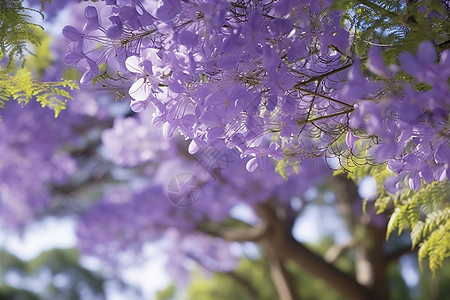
0,71 -> 78,118
0,0 -> 45,73
384,181 -> 450,273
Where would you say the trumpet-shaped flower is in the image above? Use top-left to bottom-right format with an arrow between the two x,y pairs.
125,49 -> 166,101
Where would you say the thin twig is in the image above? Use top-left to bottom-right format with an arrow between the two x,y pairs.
295,86 -> 354,108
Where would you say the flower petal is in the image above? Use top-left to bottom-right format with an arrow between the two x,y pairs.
246,157 -> 258,172
129,78 -> 151,101
126,56 -> 143,74
367,47 -> 389,77
62,26 -> 82,41
417,41 -> 436,64
130,99 -> 149,112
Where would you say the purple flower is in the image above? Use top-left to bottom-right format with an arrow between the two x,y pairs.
367,47 -> 390,77
244,139 -> 283,171
345,130 -> 360,150
79,57 -> 100,85
125,48 -> 168,102
62,25 -> 84,53
83,6 -> 100,33
63,51 -> 84,65
156,0 -> 181,21
279,114 -> 298,138
106,16 -> 124,38
399,41 -> 442,84
339,57 -> 372,104
126,56 -> 153,101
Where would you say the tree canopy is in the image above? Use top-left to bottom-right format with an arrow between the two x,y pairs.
0,1 -> 448,299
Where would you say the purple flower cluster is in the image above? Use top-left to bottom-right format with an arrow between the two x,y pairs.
62,0 -> 356,172
0,1 -> 138,230
62,1 -> 161,84
349,42 -> 449,191
77,182 -> 240,281
76,108 -> 332,273
0,101 -> 76,230
60,0 -> 449,190
101,108 -> 173,166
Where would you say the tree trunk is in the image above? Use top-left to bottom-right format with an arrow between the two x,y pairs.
255,203 -> 372,300
261,239 -> 301,300
201,175 -> 394,300
355,225 -> 390,300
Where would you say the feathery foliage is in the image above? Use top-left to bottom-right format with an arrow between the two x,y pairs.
338,139 -> 450,273
346,166 -> 450,273
0,0 -> 78,118
386,181 -> 450,274
0,69 -> 78,118
0,0 -> 43,72
328,0 -> 450,273
333,0 -> 449,62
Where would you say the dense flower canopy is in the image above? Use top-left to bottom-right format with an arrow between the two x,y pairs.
60,0 -> 449,191
0,1 -> 449,297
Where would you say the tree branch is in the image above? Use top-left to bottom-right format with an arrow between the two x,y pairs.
297,109 -> 354,126
262,239 -> 301,300
292,63 -> 352,88
220,271 -> 260,300
282,235 -> 372,300
197,219 -> 269,242
255,203 -> 371,300
187,254 -> 260,300
358,0 -> 403,23
324,239 -> 355,263
294,87 -> 354,108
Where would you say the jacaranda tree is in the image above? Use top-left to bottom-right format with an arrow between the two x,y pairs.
0,1 -> 448,300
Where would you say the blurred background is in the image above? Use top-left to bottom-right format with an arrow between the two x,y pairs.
1,1 -> 449,300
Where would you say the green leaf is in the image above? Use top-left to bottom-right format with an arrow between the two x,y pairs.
383,181 -> 450,273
